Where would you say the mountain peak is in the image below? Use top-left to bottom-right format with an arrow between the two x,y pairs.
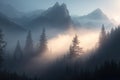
86,8 -> 109,20
30,2 -> 72,29
0,2 -> 23,18
92,8 -> 103,15
54,2 -> 60,7
44,2 -> 69,17
61,3 -> 67,8
94,8 -> 102,12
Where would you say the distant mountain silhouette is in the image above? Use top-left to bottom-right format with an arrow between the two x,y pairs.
13,9 -> 45,26
72,8 -> 114,29
80,8 -> 109,20
28,2 -> 72,30
0,12 -> 26,34
0,2 -> 23,18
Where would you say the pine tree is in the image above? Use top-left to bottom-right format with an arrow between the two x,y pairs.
24,30 -> 34,57
99,24 -> 107,46
0,29 -> 6,66
110,28 -> 114,34
39,28 -> 48,54
69,35 -> 83,55
14,40 -> 23,60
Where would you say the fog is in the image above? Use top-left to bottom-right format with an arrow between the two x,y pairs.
12,27 -> 99,75
0,0 -> 119,79
5,27 -> 100,58
31,27 -> 100,61
48,27 -> 99,59
34,28 -> 100,68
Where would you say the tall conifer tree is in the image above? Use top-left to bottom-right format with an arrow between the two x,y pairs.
69,35 -> 83,55
24,30 -> 34,57
14,40 -> 23,60
99,24 -> 107,46
0,29 -> 6,67
39,28 -> 48,54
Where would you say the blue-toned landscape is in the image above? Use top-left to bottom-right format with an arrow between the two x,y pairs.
0,0 -> 120,80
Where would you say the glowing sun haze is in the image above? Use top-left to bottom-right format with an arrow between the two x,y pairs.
48,28 -> 99,57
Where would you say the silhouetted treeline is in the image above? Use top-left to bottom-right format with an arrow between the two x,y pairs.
2,24 -> 120,80
1,59 -> 120,80
11,28 -> 48,62
0,71 -> 31,80
89,25 -> 120,67
34,59 -> 120,80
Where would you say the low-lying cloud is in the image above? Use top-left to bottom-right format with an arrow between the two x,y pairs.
47,27 -> 99,59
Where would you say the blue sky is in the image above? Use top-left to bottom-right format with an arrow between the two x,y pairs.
1,0 -> 120,21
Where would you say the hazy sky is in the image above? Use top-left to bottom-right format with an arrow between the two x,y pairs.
1,0 -> 120,21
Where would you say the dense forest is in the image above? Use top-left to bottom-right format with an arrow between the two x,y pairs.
0,24 -> 120,80
0,1 -> 120,80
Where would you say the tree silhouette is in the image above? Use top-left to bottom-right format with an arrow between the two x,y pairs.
39,28 -> 48,54
99,24 -> 107,46
69,35 -> 83,55
24,30 -> 34,58
0,29 -> 6,67
13,40 -> 23,60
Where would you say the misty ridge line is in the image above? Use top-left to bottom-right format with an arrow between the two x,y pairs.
0,2 -> 115,29
2,23 -> 116,74
0,1 -> 115,21
1,1 -> 120,80
10,25 -> 105,61
0,0 -> 116,66
0,0 -> 115,48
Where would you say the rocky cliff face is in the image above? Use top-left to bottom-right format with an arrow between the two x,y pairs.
29,2 -> 72,29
